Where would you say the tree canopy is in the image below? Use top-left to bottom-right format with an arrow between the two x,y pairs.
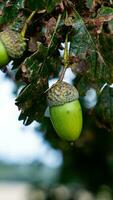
1,0 -> 113,194
0,0 -> 113,129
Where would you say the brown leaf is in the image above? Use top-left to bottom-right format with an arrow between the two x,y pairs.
0,9 -> 3,16
44,17 -> 56,46
28,37 -> 38,52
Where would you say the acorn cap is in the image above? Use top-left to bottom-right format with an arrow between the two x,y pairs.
0,29 -> 26,58
47,81 -> 79,107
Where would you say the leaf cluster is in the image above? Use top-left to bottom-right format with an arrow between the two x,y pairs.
0,0 -> 113,131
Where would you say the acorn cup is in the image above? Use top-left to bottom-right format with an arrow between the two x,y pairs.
0,28 -> 26,67
47,81 -> 83,141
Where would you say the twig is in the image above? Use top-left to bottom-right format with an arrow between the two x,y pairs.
21,10 -> 37,37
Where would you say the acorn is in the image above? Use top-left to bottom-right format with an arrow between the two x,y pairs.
0,28 -> 26,66
0,40 -> 9,66
47,81 -> 83,141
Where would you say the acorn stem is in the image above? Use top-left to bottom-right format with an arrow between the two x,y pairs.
59,33 -> 69,81
64,33 -> 69,68
21,10 -> 37,37
59,66 -> 66,81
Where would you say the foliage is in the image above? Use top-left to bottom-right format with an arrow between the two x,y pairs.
0,1 -> 113,127
0,0 -> 113,129
1,0 -> 113,194
1,3 -> 112,124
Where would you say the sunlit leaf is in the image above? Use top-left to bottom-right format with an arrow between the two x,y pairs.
97,6 -> 113,16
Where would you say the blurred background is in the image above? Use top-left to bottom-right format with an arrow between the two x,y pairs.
0,70 -> 113,200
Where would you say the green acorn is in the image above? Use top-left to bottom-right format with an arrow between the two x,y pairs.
0,40 -> 9,66
0,28 -> 26,66
47,81 -> 83,141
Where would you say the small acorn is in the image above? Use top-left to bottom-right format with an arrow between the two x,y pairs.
0,28 -> 26,67
47,81 -> 83,141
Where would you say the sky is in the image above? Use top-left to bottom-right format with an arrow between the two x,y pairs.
0,71 -> 62,168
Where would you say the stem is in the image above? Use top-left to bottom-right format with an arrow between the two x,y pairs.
21,10 -> 37,38
64,33 -> 69,68
59,67 -> 67,81
59,33 -> 69,81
